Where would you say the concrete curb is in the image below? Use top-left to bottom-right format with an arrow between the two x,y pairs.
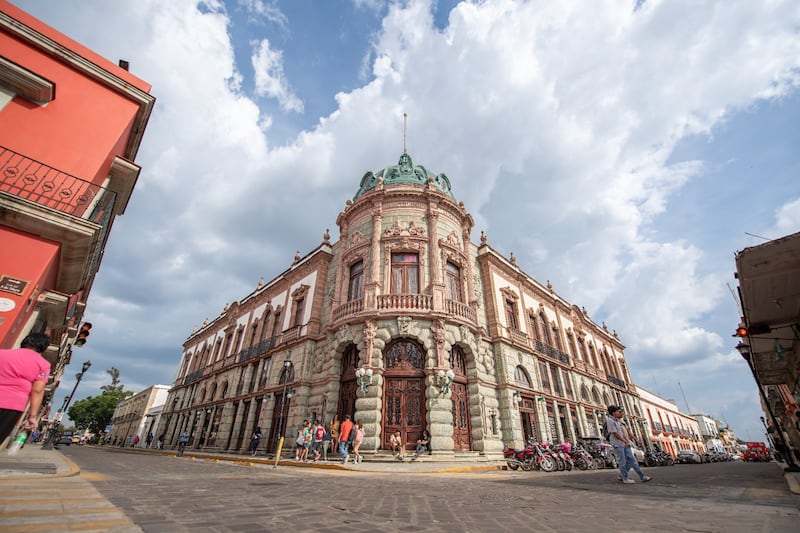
96,445 -> 504,473
1,448 -> 81,480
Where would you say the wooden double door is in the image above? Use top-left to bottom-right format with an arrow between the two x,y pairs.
382,340 -> 426,449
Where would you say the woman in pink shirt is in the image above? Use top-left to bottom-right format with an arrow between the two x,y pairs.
0,333 -> 51,443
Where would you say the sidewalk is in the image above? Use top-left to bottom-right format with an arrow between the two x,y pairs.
0,442 -> 142,532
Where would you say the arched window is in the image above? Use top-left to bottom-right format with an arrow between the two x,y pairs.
279,362 -> 294,384
539,312 -> 552,346
449,345 -> 468,375
384,339 -> 425,370
580,384 -> 590,402
342,344 -> 360,373
514,365 -> 532,388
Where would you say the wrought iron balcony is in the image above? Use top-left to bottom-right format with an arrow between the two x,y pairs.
0,145 -> 110,218
532,338 -> 571,365
606,374 -> 627,389
237,337 -> 276,363
183,369 -> 204,385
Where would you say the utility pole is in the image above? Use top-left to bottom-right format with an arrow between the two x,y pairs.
678,381 -> 691,413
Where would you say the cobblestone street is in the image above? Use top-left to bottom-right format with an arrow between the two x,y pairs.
57,447 -> 800,532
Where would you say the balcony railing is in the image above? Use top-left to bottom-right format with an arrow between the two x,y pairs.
533,339 -> 571,365
607,374 -> 627,389
332,299 -> 364,321
183,369 -> 204,385
445,299 -> 476,322
376,293 -> 432,311
0,145 -> 107,217
237,336 -> 276,363
508,327 -> 528,345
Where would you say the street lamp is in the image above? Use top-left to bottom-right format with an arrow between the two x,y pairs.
43,360 -> 91,450
735,342 -> 800,472
273,359 -> 293,467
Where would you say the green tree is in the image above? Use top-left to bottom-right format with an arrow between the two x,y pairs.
68,389 -> 132,434
100,367 -> 124,392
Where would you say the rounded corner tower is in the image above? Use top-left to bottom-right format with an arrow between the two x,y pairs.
328,151 -> 484,454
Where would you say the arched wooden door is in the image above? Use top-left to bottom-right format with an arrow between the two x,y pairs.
337,344 -> 359,421
383,339 -> 426,450
449,345 -> 472,450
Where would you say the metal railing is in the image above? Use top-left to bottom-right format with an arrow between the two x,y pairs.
533,339 -> 571,365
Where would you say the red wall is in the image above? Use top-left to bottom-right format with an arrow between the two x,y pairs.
0,227 -> 60,346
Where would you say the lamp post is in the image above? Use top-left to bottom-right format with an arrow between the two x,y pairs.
735,342 -> 800,471
273,359 -> 293,467
43,360 -> 91,450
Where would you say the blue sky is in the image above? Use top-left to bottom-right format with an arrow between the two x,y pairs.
12,0 -> 800,442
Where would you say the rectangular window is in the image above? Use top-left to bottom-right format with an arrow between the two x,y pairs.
348,260 -> 364,301
259,358 -> 272,388
562,369 -> 574,399
272,312 -> 282,336
445,262 -> 462,302
538,361 -> 550,392
293,297 -> 305,327
550,363 -> 562,395
390,253 -> 419,294
505,300 -> 518,330
528,314 -> 539,340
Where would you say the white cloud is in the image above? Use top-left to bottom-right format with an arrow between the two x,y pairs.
251,38 -> 304,112
18,0 -> 800,442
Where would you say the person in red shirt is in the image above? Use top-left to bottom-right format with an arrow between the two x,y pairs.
0,333 -> 51,443
338,414 -> 353,464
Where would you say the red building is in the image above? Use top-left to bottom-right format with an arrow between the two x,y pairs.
0,1 -> 154,419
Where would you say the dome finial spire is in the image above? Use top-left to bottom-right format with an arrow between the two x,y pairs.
403,112 -> 408,154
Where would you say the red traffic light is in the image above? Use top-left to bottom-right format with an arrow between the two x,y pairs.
74,322 -> 92,347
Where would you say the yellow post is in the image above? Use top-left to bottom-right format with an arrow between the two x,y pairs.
273,436 -> 284,468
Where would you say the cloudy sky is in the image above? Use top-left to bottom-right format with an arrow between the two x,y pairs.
14,0 -> 800,442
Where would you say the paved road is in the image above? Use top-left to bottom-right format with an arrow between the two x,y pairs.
63,447 -> 800,532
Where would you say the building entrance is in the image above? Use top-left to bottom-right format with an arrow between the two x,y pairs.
382,339 -> 426,450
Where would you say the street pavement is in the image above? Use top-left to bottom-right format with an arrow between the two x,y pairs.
2,443 -> 800,532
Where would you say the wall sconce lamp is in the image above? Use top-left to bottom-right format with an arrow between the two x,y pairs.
355,367 -> 373,394
511,390 -> 521,406
436,369 -> 455,396
536,396 -> 546,403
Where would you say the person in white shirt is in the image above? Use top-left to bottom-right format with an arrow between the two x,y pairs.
605,405 -> 651,484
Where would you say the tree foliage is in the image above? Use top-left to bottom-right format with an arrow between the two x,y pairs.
100,367 -> 124,392
68,366 -> 131,433
68,390 -> 132,434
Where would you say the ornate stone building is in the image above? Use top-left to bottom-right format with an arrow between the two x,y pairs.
156,152 -> 645,459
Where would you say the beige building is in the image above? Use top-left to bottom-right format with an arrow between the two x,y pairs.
635,386 -> 705,456
156,153 -> 645,460
109,385 -> 169,446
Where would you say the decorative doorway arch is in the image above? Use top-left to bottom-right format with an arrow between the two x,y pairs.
449,345 -> 472,451
382,338 -> 426,450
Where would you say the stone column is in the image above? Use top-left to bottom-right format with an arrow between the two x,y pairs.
428,378 -> 454,455
364,209 -> 382,310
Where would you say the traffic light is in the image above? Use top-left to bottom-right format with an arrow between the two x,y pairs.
74,322 -> 92,347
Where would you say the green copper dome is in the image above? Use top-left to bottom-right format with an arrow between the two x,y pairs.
354,153 -> 453,200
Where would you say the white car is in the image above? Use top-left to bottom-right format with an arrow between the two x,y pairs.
630,446 -> 645,463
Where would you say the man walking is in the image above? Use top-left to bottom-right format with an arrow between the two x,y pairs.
605,405 -> 651,484
178,430 -> 189,456
338,415 -> 353,464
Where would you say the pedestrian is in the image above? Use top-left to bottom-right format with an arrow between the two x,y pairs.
605,405 -> 651,484
178,430 -> 189,456
133,435 -> 140,447
250,426 -> 262,456
311,420 -> 325,462
322,423 -> 332,461
412,430 -> 430,461
146,432 -> 154,448
330,414 -> 340,455
351,420 -> 365,463
339,414 -> 353,464
390,430 -> 404,461
157,434 -> 165,450
0,332 -> 51,444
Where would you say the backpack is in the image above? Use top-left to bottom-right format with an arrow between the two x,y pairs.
602,419 -> 611,442
315,426 -> 325,441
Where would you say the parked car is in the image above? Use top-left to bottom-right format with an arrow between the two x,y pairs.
677,450 -> 703,464
578,436 -> 617,468
56,435 -> 73,445
630,445 -> 645,463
